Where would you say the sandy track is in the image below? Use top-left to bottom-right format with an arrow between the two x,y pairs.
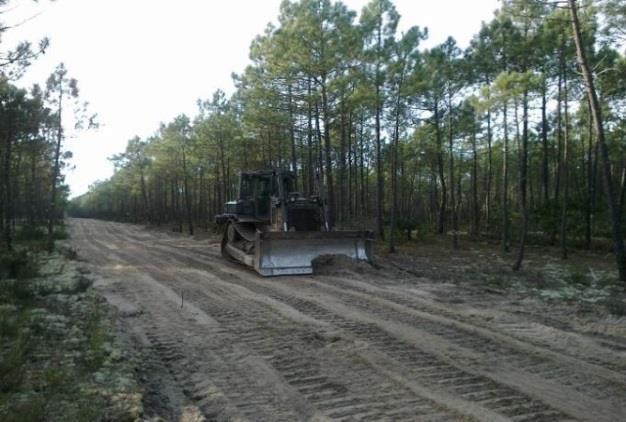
69,218 -> 626,421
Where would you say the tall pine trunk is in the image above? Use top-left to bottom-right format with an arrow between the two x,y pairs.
2,126 -> 13,251
541,78 -> 550,205
288,85 -> 298,192
559,68 -> 569,259
569,0 -> 626,281
485,105 -> 493,233
375,83 -> 384,240
339,107 -> 347,224
389,94 -> 402,253
359,116 -> 366,217
306,81 -> 314,196
584,99 -> 593,249
434,103 -> 446,235
502,102 -> 510,253
48,89 -> 64,252
471,112 -> 479,238
512,90 -> 529,271
321,79 -> 335,229
552,63 -> 563,245
448,101 -> 458,249
181,143 -> 193,236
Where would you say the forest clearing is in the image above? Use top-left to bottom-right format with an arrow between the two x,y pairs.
2,217 -> 625,420
69,218 -> 625,421
2,0 -> 626,420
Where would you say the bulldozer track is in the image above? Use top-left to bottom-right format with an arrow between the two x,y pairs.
202,305 -> 456,421
70,219 -> 626,421
298,278 -> 626,392
143,244 -> 625,404
204,286 -> 575,421
317,273 -> 626,373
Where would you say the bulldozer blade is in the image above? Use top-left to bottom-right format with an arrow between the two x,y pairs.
254,230 -> 373,276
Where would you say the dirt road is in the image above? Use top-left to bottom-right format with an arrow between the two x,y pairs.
69,218 -> 626,421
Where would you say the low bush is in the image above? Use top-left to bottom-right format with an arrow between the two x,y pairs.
0,250 -> 38,280
0,329 -> 30,393
84,312 -> 109,371
15,225 -> 46,241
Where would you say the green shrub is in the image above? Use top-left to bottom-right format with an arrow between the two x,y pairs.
63,247 -> 78,261
0,396 -> 46,422
73,275 -> 92,293
84,313 -> 109,371
604,293 -> 626,316
0,308 -> 23,338
53,226 -> 69,240
0,331 -> 30,393
15,225 -> 46,241
568,268 -> 590,287
0,279 -> 36,304
44,366 -> 69,389
0,250 -> 38,280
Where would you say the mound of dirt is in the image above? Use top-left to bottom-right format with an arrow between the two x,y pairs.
312,254 -> 375,276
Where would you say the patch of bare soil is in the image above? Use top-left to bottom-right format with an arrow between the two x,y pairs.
69,218 -> 626,421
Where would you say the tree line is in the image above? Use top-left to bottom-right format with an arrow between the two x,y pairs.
69,0 -> 626,280
1,0 -> 93,253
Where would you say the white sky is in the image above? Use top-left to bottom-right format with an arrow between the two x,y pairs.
2,0 -> 499,198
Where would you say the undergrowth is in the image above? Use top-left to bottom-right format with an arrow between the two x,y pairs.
393,236 -> 626,316
472,258 -> 626,316
0,237 -> 142,421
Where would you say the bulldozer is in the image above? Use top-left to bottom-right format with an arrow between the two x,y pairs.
215,169 -> 372,276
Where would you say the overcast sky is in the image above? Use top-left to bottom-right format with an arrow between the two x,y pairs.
2,0 -> 499,197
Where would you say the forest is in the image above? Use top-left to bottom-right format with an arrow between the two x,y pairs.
5,0 -> 626,277
0,64 -> 95,256
0,0 -> 95,259
2,2 -> 626,419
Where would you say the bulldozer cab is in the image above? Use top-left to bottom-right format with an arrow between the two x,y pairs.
278,172 -> 295,198
239,172 -> 273,219
238,170 -> 296,220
